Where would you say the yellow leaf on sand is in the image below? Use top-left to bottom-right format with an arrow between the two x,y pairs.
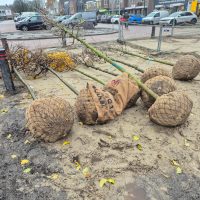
21,159 -> 30,165
176,167 -> 182,174
63,141 -> 70,145
107,178 -> 115,184
170,160 -> 180,167
7,134 -> 12,139
0,108 -> 8,113
184,139 -> 190,147
75,161 -> 81,170
82,167 -> 91,178
99,178 -> 108,187
99,178 -> 115,187
11,155 -> 17,159
23,168 -> 31,173
136,144 -> 142,151
0,95 -> 4,99
48,173 -> 59,180
132,135 -> 140,141
24,140 -> 31,144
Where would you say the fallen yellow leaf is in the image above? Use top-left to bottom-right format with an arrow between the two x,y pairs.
99,178 -> 115,187
24,140 -> 31,144
136,144 -> 142,151
176,167 -> 182,174
48,173 -> 59,180
7,134 -> 12,139
170,160 -> 180,167
0,95 -> 4,99
107,178 -> 115,184
99,178 -> 108,187
63,141 -> 70,145
184,139 -> 190,147
82,167 -> 91,178
132,135 -> 140,141
0,108 -> 8,113
21,159 -> 30,165
75,161 -> 81,170
23,168 -> 31,173
11,155 -> 17,159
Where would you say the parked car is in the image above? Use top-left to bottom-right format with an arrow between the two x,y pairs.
142,10 -> 169,24
128,14 -> 144,24
62,12 -> 97,27
15,15 -> 47,31
111,15 -> 121,24
100,15 -> 112,23
159,11 -> 197,25
14,12 -> 39,22
56,15 -> 70,23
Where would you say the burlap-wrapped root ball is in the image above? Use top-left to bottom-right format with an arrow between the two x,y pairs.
141,75 -> 176,108
26,97 -> 74,142
148,91 -> 193,127
172,55 -> 200,80
141,67 -> 171,83
75,89 -> 98,125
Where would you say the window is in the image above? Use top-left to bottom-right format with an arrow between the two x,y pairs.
154,13 -> 160,17
180,12 -> 186,16
104,0 -> 108,5
30,16 -> 38,21
185,12 -> 192,16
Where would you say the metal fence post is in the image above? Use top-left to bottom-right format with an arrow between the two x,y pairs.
0,48 -> 15,93
171,18 -> 175,37
151,25 -> 156,38
157,25 -> 163,52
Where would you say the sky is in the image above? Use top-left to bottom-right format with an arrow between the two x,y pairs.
0,0 -> 14,5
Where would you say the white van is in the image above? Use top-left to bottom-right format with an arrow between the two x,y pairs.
142,10 -> 169,24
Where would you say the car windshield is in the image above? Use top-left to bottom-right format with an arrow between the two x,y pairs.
169,12 -> 181,17
146,12 -> 157,17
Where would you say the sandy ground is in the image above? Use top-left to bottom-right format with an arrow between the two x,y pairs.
1,41 -> 200,200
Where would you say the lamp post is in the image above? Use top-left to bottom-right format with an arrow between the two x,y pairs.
143,0 -> 146,15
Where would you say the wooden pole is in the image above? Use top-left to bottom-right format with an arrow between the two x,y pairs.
13,68 -> 36,99
48,67 -> 79,95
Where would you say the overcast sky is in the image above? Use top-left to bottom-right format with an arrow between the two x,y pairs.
0,0 -> 14,5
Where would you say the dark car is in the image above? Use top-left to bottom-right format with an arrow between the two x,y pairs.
15,15 -> 47,31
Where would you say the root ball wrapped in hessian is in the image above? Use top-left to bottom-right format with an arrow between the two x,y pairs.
141,67 -> 171,83
26,97 -> 74,142
172,55 -> 200,80
75,88 -> 98,125
141,75 -> 176,108
76,74 -> 140,125
148,91 -> 193,127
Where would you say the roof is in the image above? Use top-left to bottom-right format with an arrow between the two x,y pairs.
0,5 -> 11,10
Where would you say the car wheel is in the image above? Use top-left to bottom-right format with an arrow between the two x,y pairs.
150,21 -> 153,25
114,21 -> 118,24
191,18 -> 197,24
21,25 -> 28,31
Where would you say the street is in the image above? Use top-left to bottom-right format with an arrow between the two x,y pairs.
1,20 -> 199,50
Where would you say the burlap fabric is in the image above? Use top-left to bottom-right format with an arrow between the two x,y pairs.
141,67 -> 171,83
76,73 -> 140,124
141,75 -> 176,108
172,55 -> 200,80
26,97 -> 74,142
148,91 -> 193,127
